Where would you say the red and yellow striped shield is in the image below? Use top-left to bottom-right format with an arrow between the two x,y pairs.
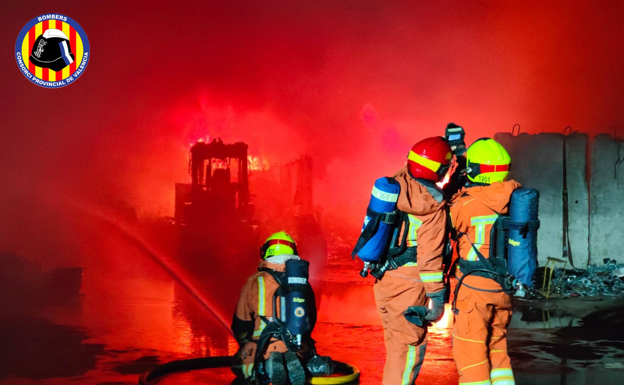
15,14 -> 90,88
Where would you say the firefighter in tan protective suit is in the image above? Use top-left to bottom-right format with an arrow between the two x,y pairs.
450,138 -> 519,385
367,137 -> 453,385
231,231 -> 330,385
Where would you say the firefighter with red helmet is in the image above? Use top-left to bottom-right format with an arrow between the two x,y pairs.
371,137 -> 452,384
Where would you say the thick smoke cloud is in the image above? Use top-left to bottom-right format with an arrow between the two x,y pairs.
1,0 -> 622,258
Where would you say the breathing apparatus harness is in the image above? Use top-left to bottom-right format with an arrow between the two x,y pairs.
252,259 -> 320,383
356,209 -> 411,279
351,209 -> 401,278
451,188 -> 540,314
352,177 -> 445,280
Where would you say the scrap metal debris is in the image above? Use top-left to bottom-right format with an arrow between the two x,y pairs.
551,259 -> 624,297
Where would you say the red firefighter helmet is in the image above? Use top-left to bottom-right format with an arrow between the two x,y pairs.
407,137 -> 452,182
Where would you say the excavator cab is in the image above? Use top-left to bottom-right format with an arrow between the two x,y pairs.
175,138 -> 254,230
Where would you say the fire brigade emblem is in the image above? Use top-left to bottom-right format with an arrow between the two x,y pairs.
15,13 -> 90,88
294,307 -> 305,318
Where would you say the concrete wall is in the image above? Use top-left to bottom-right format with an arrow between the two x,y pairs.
493,133 -> 589,267
590,135 -> 624,264
565,133 -> 590,268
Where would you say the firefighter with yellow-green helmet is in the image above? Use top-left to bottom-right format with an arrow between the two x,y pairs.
450,138 -> 521,385
231,231 -> 333,385
465,138 -> 512,184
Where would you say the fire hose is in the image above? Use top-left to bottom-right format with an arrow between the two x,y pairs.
138,356 -> 360,385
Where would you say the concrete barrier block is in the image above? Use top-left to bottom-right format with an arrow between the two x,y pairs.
565,133 -> 589,268
590,135 -> 624,264
494,133 -> 564,266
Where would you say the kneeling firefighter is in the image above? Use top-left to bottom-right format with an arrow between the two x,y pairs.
231,231 -> 333,385
449,138 -> 539,385
352,137 -> 452,385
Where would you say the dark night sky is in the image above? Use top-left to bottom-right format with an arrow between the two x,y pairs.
1,0 -> 623,226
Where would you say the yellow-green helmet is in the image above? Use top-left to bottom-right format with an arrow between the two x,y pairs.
466,138 -> 511,184
260,231 -> 297,259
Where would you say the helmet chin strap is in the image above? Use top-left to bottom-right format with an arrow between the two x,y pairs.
436,163 -> 450,179
465,180 -> 490,187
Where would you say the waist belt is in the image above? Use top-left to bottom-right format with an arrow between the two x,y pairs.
393,247 -> 417,267
458,258 -> 498,279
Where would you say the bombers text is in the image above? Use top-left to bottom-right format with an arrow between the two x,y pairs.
38,14 -> 68,22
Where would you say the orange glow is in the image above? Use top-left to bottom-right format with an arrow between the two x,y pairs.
190,136 -> 210,148
248,155 -> 269,171
212,159 -> 229,169
436,171 -> 451,189
430,303 -> 454,329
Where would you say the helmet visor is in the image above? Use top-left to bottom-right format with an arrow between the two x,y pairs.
260,238 -> 298,259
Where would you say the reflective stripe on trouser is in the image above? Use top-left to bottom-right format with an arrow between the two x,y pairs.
452,283 -> 514,385
231,362 -> 255,380
242,363 -> 254,378
374,266 -> 428,385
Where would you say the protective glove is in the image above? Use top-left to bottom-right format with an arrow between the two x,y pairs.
445,122 -> 466,156
404,306 -> 428,327
425,288 -> 446,323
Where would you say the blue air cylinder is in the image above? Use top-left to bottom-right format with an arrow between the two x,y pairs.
354,177 -> 401,263
507,188 -> 540,287
282,259 -> 315,346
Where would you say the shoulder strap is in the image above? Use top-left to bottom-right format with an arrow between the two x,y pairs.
442,210 -> 454,276
458,231 -> 497,273
258,267 -> 284,285
388,211 -> 409,256
503,217 -> 541,235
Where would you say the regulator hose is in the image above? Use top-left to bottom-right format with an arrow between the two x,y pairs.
138,356 -> 360,385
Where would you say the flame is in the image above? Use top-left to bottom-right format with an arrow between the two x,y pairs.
436,171 -> 451,189
437,156 -> 459,189
248,155 -> 269,172
430,303 -> 454,329
212,159 -> 229,169
189,136 -> 210,148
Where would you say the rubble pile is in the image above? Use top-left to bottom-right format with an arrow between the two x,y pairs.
551,259 -> 624,297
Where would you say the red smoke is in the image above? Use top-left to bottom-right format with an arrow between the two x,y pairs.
1,0 -> 622,294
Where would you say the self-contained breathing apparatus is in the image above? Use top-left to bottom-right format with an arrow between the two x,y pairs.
351,177 -> 447,280
452,187 -> 540,313
253,259 -> 332,383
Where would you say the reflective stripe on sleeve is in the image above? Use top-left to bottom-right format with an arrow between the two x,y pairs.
252,276 -> 267,338
406,215 -> 423,247
420,272 -> 443,282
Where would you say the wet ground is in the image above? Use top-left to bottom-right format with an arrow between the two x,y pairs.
2,257 -> 624,385
1,211 -> 624,385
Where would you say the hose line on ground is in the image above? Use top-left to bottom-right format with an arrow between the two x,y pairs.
138,356 -> 360,385
308,361 -> 360,384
